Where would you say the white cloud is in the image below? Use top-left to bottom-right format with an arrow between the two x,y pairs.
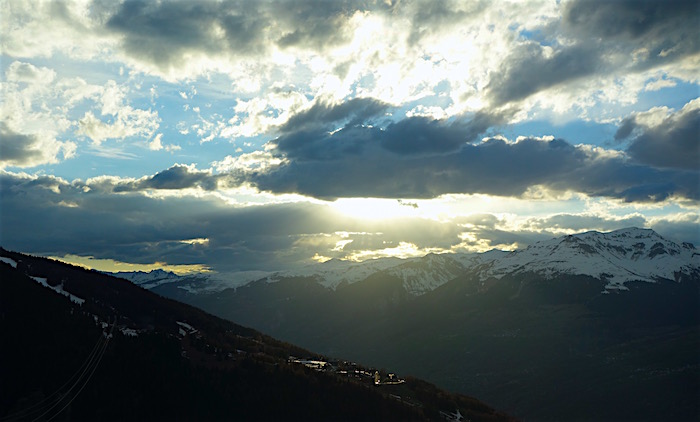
5,61 -> 56,84
149,133 -> 164,151
645,77 -> 677,92
148,133 -> 181,152
77,106 -> 159,146
213,151 -> 287,173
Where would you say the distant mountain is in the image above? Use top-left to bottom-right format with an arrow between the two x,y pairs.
124,228 -> 699,421
113,228 -> 699,298
0,248 -> 515,422
478,227 -> 699,289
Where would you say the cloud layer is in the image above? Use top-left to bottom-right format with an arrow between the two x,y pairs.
1,0 -> 698,272
2,170 -> 697,272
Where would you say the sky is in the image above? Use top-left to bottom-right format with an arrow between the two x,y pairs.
1,0 -> 699,274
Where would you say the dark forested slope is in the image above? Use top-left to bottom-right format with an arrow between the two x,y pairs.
0,249 -> 515,422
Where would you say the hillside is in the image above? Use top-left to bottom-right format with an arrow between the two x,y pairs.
0,248 -> 515,422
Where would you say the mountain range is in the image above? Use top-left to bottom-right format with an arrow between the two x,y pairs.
115,227 -> 699,297
112,228 -> 699,421
0,248 -> 515,421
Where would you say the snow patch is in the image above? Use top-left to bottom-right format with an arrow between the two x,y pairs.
176,321 -> 198,335
0,257 -> 18,268
30,276 -> 85,305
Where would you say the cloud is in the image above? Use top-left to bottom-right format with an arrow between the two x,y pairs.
99,0 -> 374,77
76,80 -> 160,146
273,99 -> 508,160
486,42 -> 600,105
2,169 -> 698,272
0,170 -> 462,271
649,213 -> 700,246
0,123 -> 76,168
148,133 -> 181,152
84,164 -> 220,193
236,113 -> 699,202
133,165 -> 217,191
454,211 -> 700,251
480,0 -> 699,108
624,99 -> 700,170
5,61 -> 56,84
104,0 -> 268,71
523,214 -> 647,234
563,0 -> 699,66
274,0 -> 364,50
403,0 -> 488,45
278,97 -> 390,133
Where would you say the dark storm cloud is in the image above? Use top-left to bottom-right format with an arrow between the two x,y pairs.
563,0 -> 700,66
79,165 -> 222,194
486,0 -> 699,105
379,112 -> 502,155
279,97 -> 390,134
275,99 -> 507,159
120,164 -> 220,191
246,129 -> 699,202
614,117 -> 638,141
0,171 -> 322,269
100,0 -> 372,71
274,0 -> 360,50
625,105 -> 700,170
486,42 -> 600,105
564,0 -> 697,39
0,123 -> 47,167
105,0 -> 267,68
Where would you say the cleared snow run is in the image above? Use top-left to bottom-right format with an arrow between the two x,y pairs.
30,276 -> 85,305
0,257 -> 18,268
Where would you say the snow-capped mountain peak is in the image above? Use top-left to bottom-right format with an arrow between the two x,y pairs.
480,228 -> 698,289
112,269 -> 181,289
385,253 -> 466,295
271,257 -> 406,290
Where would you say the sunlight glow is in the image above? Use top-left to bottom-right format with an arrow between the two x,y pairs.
50,254 -> 211,275
330,198 -> 421,220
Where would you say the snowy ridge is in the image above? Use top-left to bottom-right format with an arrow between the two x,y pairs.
112,269 -> 181,289
272,257 -> 407,290
385,253 -> 466,295
479,228 -> 699,289
176,271 -> 271,293
111,269 -> 272,293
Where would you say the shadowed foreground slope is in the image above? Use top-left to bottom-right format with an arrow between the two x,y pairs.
0,249 -> 515,422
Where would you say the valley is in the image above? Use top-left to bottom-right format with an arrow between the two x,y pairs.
120,228 -> 700,421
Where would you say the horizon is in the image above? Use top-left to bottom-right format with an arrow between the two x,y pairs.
1,0 -> 698,274
3,225 -> 693,276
